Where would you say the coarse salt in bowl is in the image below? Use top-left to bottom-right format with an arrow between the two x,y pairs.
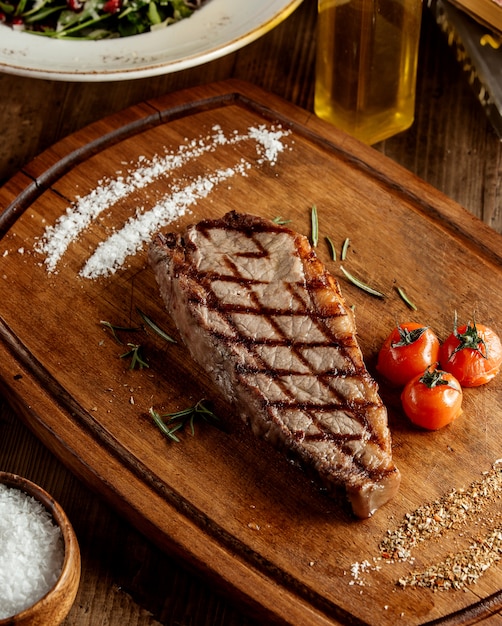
0,472 -> 80,625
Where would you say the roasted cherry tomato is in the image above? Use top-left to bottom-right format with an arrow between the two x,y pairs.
439,315 -> 502,387
401,367 -> 463,430
376,322 -> 440,387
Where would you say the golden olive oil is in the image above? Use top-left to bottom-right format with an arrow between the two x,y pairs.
315,0 -> 423,144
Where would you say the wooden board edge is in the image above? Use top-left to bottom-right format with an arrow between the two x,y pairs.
0,101 -> 160,237
420,591 -> 502,626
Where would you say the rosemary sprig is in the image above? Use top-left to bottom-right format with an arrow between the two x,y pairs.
121,343 -> 149,369
136,308 -> 177,344
310,205 -> 319,248
100,320 -> 140,345
150,400 -> 218,442
396,287 -> 418,311
272,216 -> 291,225
340,265 -> 386,299
341,238 -> 350,261
325,236 -> 337,261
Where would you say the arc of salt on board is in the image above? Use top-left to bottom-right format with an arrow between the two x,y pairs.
34,124 -> 291,279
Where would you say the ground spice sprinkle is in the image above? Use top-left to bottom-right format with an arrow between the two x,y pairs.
398,526 -> 502,591
379,460 -> 502,563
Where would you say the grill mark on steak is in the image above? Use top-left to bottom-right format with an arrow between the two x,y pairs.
197,224 -> 387,478
199,265 -> 358,355
149,212 -> 401,517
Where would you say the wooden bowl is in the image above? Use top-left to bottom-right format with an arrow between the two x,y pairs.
0,472 -> 81,626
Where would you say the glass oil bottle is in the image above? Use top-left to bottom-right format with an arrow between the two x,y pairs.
315,0 -> 423,144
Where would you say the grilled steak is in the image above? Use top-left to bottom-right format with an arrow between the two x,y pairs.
149,211 -> 400,518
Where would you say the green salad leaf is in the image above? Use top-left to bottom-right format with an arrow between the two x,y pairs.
2,0 -> 203,39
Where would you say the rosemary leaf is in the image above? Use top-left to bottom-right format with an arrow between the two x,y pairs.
341,238 -> 350,261
165,406 -> 194,420
189,414 -> 196,436
121,343 -> 149,369
100,320 -> 140,345
166,421 -> 184,436
396,287 -> 418,311
272,216 -> 291,225
150,408 -> 181,442
325,236 -> 337,261
311,205 -> 319,248
136,308 -> 177,344
150,400 -> 218,443
340,266 -> 385,299
194,401 -> 220,422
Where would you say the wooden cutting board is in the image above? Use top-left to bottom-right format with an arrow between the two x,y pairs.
0,80 -> 501,626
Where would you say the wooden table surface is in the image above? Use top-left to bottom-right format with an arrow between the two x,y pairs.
0,1 -> 501,624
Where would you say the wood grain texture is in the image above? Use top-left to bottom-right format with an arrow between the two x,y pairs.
0,80 -> 501,625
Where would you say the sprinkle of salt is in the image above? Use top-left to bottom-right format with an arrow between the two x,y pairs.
34,124 -> 291,279
80,162 -> 248,279
0,484 -> 64,619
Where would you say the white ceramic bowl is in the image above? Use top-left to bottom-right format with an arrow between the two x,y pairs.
0,0 -> 304,81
